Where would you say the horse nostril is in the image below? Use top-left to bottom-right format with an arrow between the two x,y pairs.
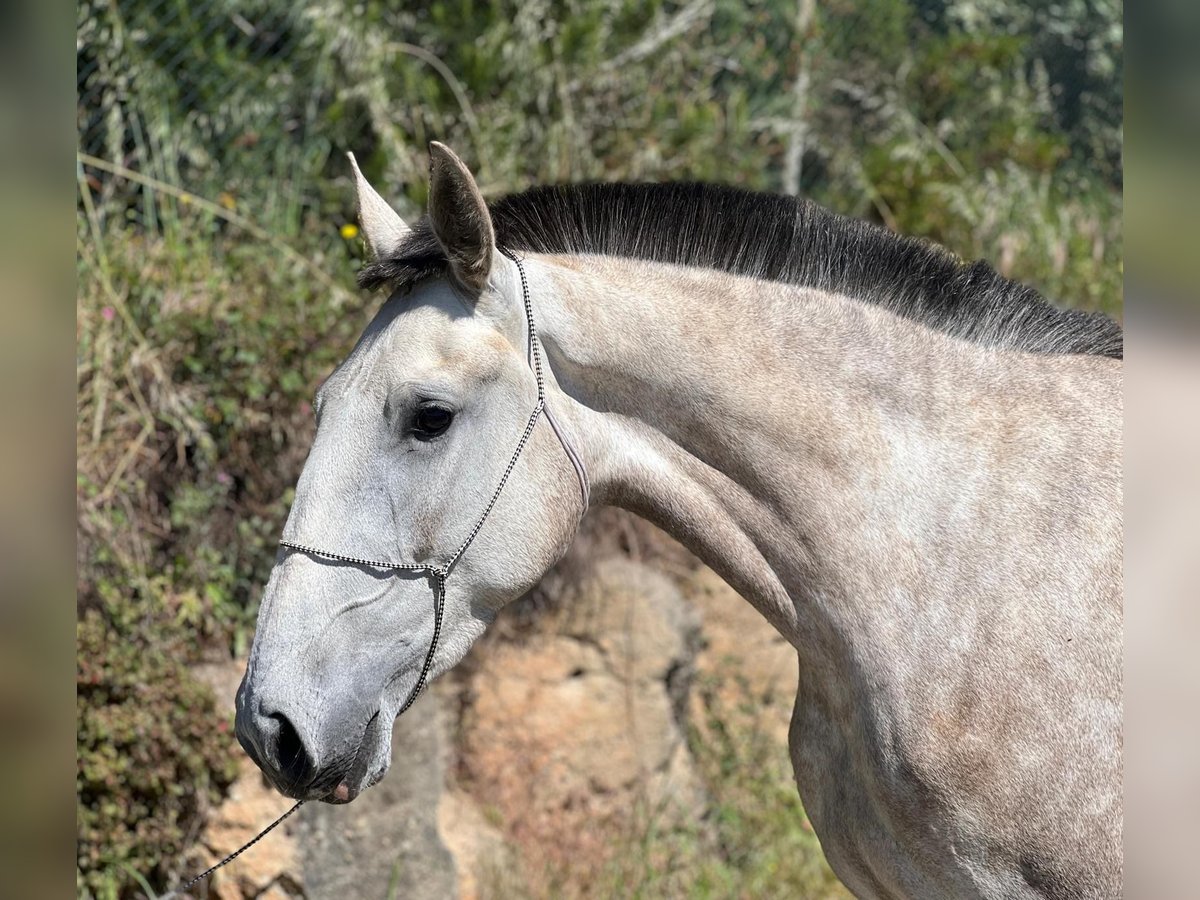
269,711 -> 315,791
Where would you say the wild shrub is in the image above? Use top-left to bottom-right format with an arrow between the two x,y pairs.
76,609 -> 238,898
76,224 -> 364,897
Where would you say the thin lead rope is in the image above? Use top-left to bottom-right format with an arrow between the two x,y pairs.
275,541 -> 432,572
544,404 -> 590,508
442,248 -> 546,571
507,247 -> 588,507
278,394 -> 543,577
164,565 -> 442,897
162,800 -> 303,898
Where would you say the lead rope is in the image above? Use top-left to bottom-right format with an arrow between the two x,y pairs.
165,251 -> 581,897
168,801 -> 304,897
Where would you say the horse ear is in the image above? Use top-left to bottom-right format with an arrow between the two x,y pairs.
427,142 -> 494,294
347,152 -> 410,260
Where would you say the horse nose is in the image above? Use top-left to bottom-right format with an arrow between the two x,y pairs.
235,694 -> 319,796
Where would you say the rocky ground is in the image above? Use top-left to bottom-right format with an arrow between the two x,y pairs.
190,512 -> 813,900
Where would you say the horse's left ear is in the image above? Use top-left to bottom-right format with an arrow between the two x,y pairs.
427,142 -> 495,294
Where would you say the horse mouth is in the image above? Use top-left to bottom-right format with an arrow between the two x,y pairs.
322,710 -> 384,804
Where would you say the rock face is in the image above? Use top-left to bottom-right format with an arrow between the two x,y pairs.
436,788 -> 514,900
200,755 -> 303,900
452,557 -> 706,892
683,566 -> 799,747
191,660 -> 304,900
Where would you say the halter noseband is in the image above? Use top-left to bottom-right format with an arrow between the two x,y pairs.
277,249 -> 588,718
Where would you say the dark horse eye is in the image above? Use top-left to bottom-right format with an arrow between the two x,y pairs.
412,404 -> 454,439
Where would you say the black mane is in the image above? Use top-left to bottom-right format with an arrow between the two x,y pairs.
359,182 -> 1122,358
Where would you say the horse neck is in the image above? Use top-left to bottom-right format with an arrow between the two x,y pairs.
525,254 -> 1107,656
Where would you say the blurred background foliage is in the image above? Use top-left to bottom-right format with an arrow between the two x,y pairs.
76,0 -> 1122,895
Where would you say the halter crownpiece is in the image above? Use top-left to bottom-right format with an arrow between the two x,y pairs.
168,251 -> 587,898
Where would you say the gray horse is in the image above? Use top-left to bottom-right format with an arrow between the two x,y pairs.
235,143 -> 1122,899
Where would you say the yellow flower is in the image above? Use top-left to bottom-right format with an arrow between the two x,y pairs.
340,223 -> 359,240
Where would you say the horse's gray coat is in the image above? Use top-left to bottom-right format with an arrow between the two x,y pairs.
236,144 -> 1122,899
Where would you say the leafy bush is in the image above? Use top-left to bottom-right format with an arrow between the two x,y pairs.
77,0 -> 1123,314
76,610 -> 239,898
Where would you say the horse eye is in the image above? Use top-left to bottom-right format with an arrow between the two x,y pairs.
412,404 -> 454,439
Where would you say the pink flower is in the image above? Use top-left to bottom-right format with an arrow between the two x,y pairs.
216,471 -> 232,486
101,306 -> 115,322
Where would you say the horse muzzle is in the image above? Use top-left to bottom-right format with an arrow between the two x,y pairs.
235,670 -> 387,803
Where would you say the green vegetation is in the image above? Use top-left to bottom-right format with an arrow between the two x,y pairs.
78,0 -> 1122,309
77,218 -> 364,646
77,611 -> 238,897
77,0 -> 1121,895
76,220 -> 365,897
608,670 -> 851,899
685,668 -> 850,899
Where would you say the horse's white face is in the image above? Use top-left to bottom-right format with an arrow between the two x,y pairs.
235,145 -> 582,802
